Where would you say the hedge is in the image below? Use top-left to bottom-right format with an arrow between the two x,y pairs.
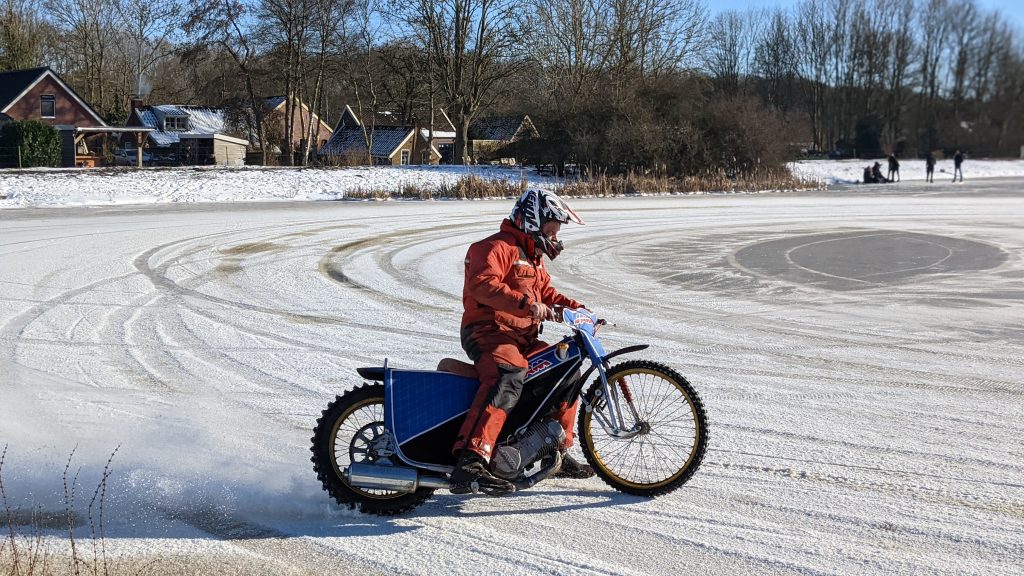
0,120 -> 61,168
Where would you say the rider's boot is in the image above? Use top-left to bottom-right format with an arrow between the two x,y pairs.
553,452 -> 596,479
449,450 -> 515,496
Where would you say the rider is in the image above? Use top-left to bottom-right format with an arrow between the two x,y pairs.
450,188 -> 596,495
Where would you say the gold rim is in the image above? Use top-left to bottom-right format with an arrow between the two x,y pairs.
582,368 -> 701,489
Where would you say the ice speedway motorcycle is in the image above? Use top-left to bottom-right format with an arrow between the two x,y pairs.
310,307 -> 708,514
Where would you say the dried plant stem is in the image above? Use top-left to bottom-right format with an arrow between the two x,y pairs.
63,448 -> 82,576
1,444 -> 23,576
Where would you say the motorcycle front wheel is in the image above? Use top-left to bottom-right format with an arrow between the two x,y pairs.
310,383 -> 434,515
578,360 -> 708,497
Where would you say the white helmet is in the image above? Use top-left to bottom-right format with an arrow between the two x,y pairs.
509,189 -> 584,259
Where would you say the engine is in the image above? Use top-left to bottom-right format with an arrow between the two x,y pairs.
491,419 -> 565,480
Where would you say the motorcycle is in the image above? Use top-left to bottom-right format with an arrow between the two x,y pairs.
310,307 -> 708,515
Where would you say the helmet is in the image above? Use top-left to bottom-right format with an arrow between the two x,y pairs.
509,189 -> 584,259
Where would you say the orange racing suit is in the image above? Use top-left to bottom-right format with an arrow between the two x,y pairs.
453,219 -> 584,461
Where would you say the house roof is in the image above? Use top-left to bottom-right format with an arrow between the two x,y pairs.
336,104 -> 456,132
133,105 -> 238,147
470,115 -> 532,141
419,128 -> 456,140
0,66 -> 107,126
336,105 -> 409,130
0,67 -> 50,110
321,125 -> 412,159
264,95 -> 333,134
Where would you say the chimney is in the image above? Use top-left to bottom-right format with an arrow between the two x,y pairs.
130,95 -> 144,112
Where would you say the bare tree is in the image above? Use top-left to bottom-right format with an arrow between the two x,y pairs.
346,0 -> 387,165
186,0 -> 269,163
753,9 -> 797,110
946,0 -> 978,138
119,0 -> 182,101
875,0 -> 915,151
403,0 -> 528,164
605,0 -> 706,79
916,0 -> 951,149
528,0 -> 614,106
45,0 -> 119,116
794,0 -> 835,150
260,0 -> 314,165
1,0 -> 47,70
299,0 -> 353,164
705,11 -> 746,94
989,32 -> 1024,151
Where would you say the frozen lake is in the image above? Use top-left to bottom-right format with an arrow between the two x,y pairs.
1,179 -> 1022,575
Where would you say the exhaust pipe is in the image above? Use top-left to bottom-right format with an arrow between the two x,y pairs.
346,462 -> 450,492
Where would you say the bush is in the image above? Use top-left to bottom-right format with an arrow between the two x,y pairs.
0,120 -> 61,168
687,97 -> 794,175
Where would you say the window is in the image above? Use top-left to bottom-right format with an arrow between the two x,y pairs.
40,95 -> 56,118
164,116 -> 188,131
400,149 -> 410,165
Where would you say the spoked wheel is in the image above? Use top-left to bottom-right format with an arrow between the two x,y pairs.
310,384 -> 434,515
578,360 -> 708,496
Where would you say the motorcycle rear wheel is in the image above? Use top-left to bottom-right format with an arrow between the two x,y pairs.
310,384 -> 434,515
578,360 -> 708,497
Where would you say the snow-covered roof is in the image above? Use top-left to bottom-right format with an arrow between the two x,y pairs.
135,105 -> 237,147
420,128 -> 456,140
321,125 -> 412,159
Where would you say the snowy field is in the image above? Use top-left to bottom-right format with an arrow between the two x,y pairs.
1,175 -> 1023,575
789,157 -> 1024,185
0,164 -> 558,208
3,158 -> 1024,208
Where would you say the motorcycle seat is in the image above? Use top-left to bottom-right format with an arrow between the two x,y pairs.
436,358 -> 478,379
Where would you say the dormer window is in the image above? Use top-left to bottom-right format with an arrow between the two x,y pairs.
164,116 -> 188,131
40,95 -> 56,118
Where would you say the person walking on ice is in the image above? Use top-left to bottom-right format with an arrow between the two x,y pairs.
887,153 -> 900,182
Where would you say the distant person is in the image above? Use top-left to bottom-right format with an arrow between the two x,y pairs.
953,150 -> 964,182
872,162 -> 888,183
925,151 -> 936,182
887,154 -> 900,182
863,165 -> 875,184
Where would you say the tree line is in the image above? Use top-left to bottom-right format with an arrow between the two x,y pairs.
2,0 -> 1022,173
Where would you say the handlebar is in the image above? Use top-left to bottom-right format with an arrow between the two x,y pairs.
552,305 -> 608,333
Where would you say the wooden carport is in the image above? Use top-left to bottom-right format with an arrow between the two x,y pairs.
57,126 -> 155,167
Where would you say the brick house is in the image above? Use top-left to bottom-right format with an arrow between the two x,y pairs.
0,66 -> 113,167
264,96 -> 333,159
0,67 -> 107,128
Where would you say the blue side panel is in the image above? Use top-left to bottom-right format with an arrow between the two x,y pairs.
524,340 -> 581,382
387,369 -> 479,444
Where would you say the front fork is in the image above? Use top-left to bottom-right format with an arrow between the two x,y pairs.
587,361 -> 645,438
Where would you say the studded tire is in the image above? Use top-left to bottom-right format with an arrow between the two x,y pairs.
578,360 -> 708,497
310,384 -> 434,515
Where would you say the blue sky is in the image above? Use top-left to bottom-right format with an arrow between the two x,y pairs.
706,0 -> 1024,31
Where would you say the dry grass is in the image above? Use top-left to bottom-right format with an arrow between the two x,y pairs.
437,175 -> 527,199
1,445 -> 141,576
338,167 -> 820,201
342,174 -> 529,200
556,167 -> 821,197
361,166 -> 813,200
